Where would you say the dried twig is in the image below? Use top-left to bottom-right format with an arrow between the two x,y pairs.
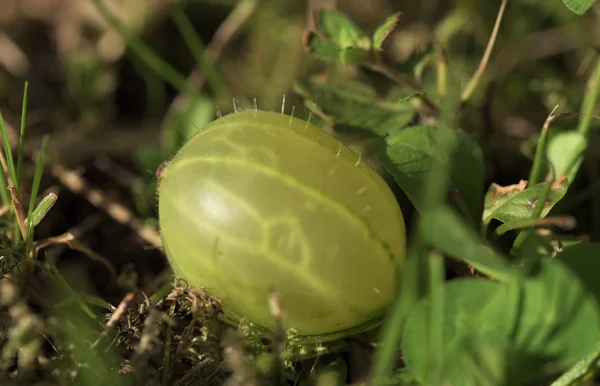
94,155 -> 144,191
24,123 -> 161,164
92,292 -> 137,349
461,0 -> 508,102
361,61 -> 438,115
50,163 -> 162,248
0,32 -> 30,76
32,232 -> 118,280
8,186 -> 26,238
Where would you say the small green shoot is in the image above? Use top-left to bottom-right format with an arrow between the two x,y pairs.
25,135 -> 49,242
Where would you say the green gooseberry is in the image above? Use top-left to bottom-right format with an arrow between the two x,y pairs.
158,109 -> 406,342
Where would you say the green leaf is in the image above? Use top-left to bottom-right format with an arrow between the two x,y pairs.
547,130 -> 586,185
483,176 -> 568,225
339,46 -> 367,65
304,11 -> 370,65
458,259 -> 600,384
0,110 -> 18,187
493,259 -> 600,380
449,337 -> 510,386
293,76 -> 415,137
561,0 -> 596,15
314,9 -> 370,49
303,31 -> 342,62
373,12 -> 401,50
159,93 -> 215,157
550,341 -> 600,386
179,94 -> 215,142
403,259 -> 600,385
402,279 -> 503,384
377,125 -> 484,223
420,207 -> 515,281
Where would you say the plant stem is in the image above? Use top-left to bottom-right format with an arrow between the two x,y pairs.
461,0 -> 508,102
579,56 -> 600,239
577,55 -> 600,137
495,215 -> 575,235
424,251 -> 445,386
436,47 -> 448,97
0,111 -> 18,186
529,106 -> 558,185
371,249 -> 421,385
362,62 -> 439,115
16,82 -> 28,188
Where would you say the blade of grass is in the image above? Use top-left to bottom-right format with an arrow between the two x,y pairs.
46,258 -> 104,329
16,82 -> 28,187
171,6 -> 229,99
26,135 -> 49,242
87,0 -> 189,93
0,110 -> 17,187
0,132 -> 10,208
53,292 -> 112,311
423,250 -> 445,385
0,111 -> 19,239
149,279 -> 173,304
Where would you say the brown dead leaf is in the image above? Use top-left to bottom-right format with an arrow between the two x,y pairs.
488,179 -> 527,200
551,174 -> 568,190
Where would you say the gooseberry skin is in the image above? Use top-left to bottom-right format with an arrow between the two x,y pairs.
158,110 -> 406,340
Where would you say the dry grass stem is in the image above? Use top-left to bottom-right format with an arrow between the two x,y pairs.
50,163 -> 162,248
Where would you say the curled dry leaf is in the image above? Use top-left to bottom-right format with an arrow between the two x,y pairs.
487,179 -> 528,198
